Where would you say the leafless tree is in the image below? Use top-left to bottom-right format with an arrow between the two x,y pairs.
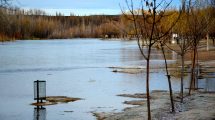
165,10 -> 195,102
0,0 -> 12,8
122,0 -> 181,119
163,0 -> 208,102
164,0 -> 214,102
159,37 -> 175,112
187,0 -> 214,94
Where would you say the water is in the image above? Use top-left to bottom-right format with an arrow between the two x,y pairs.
0,39 -> 188,120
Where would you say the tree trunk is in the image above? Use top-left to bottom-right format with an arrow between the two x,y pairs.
146,49 -> 151,120
161,45 -> 175,112
213,38 -> 215,46
189,43 -> 197,95
180,54 -> 185,103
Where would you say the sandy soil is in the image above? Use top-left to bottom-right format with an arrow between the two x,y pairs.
94,91 -> 215,120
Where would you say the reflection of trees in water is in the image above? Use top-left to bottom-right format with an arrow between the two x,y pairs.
149,49 -> 163,60
120,46 -> 144,63
172,51 -> 178,60
34,107 -> 46,120
148,49 -> 178,60
188,71 -> 215,92
120,47 -> 169,62
206,73 -> 215,92
120,47 -> 179,66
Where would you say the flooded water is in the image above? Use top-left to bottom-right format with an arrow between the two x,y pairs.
0,39 -> 200,120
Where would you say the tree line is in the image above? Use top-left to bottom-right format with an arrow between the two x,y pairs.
1,5 -> 214,42
0,8 -> 124,41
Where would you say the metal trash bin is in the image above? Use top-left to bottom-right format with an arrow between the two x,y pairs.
34,80 -> 46,103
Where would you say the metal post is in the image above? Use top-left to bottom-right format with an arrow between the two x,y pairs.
34,80 -> 46,106
36,80 -> 39,103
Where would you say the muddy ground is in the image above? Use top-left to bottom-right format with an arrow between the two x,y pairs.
94,91 -> 215,120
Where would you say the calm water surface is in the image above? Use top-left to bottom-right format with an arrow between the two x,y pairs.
0,39 -> 188,120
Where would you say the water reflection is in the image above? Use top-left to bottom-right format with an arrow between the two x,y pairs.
189,72 -> 215,92
172,51 -> 178,60
204,72 -> 215,92
205,78 -> 215,92
34,107 -> 46,120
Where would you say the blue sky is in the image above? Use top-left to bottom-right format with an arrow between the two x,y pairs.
15,0 -> 181,16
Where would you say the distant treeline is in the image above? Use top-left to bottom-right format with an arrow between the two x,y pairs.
1,7 -> 215,41
0,8 -> 127,41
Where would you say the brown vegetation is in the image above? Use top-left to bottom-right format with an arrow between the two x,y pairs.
0,2 -> 214,42
0,8 -> 123,41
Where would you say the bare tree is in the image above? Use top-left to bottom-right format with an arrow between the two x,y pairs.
187,0 -> 214,94
164,0 -> 214,102
164,9 -> 192,103
122,0 -> 180,119
0,0 -> 12,8
160,39 -> 175,112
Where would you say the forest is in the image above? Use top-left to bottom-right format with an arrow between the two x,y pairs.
0,8 -> 124,41
0,4 -> 215,41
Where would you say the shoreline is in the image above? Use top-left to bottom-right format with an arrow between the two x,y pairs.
100,51 -> 215,120
0,38 -> 130,42
94,90 -> 215,120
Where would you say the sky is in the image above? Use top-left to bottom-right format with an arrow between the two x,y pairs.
14,0 -> 181,16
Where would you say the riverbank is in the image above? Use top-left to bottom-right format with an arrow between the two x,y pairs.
94,90 -> 215,120
98,46 -> 215,120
